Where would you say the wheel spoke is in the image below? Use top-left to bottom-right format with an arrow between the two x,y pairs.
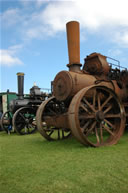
27,125 -> 30,133
82,120 -> 91,133
62,129 -> 65,139
100,123 -> 103,143
97,92 -> 101,111
93,90 -> 96,109
80,102 -> 89,113
24,126 -> 27,133
19,125 -> 25,131
29,117 -> 34,122
101,95 -> 113,110
105,113 -> 121,118
103,104 -> 113,114
48,108 -> 56,115
58,129 -> 60,140
104,119 -> 115,130
48,130 -> 54,136
79,114 -> 95,119
28,123 -> 33,129
95,127 -> 100,144
83,97 -> 96,112
102,123 -> 114,136
19,113 -> 26,121
85,121 -> 96,136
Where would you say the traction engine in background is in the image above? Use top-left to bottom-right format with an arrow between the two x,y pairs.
1,73 -> 49,135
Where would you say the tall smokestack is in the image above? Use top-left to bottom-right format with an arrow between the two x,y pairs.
66,21 -> 82,71
17,72 -> 24,99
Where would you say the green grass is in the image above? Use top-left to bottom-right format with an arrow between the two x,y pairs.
0,131 -> 128,193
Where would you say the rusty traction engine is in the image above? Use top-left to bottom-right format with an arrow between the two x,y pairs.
36,21 -> 128,147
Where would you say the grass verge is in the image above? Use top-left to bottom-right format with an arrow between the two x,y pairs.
0,131 -> 128,193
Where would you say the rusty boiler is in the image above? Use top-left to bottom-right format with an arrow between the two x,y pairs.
36,21 -> 128,147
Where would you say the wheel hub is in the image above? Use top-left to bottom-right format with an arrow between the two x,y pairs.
25,119 -> 29,124
96,111 -> 104,122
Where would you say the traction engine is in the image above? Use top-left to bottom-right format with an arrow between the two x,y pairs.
1,73 -> 49,135
36,21 -> 128,147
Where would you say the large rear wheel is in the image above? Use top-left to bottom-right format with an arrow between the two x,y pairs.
68,86 -> 126,147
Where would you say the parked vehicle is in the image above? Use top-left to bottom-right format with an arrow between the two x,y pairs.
36,21 -> 128,147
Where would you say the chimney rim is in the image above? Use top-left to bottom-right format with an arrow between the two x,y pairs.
17,72 -> 25,76
66,20 -> 80,25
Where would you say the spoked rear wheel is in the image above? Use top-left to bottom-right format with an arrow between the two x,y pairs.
12,107 -> 37,135
36,96 -> 71,141
68,86 -> 126,147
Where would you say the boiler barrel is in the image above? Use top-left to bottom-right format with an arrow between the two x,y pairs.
53,70 -> 114,101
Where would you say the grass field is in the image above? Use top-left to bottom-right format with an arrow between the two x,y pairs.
0,131 -> 128,193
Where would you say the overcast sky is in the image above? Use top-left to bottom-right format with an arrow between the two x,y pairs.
0,0 -> 128,93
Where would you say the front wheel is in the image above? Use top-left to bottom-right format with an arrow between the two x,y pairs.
1,111 -> 13,133
36,97 -> 71,141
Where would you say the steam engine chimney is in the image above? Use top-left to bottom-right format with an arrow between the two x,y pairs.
17,72 -> 24,99
66,21 -> 82,72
